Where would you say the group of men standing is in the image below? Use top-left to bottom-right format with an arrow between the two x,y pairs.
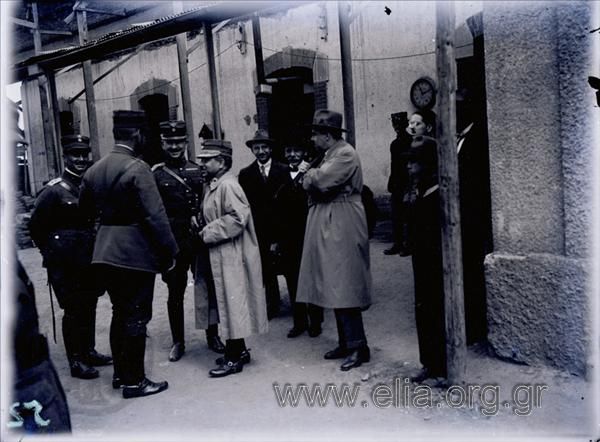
29,107 -> 375,400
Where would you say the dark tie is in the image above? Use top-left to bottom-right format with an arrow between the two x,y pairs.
260,164 -> 267,181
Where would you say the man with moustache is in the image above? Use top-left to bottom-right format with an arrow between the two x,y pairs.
274,142 -> 323,338
152,120 -> 224,362
29,134 -> 112,380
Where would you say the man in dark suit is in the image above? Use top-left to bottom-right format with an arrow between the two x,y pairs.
152,120 -> 224,362
79,110 -> 178,399
274,142 -> 323,338
238,129 -> 289,319
29,134 -> 111,380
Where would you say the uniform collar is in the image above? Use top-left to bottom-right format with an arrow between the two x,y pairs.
208,170 -> 231,191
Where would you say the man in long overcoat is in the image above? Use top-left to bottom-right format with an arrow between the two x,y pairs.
297,109 -> 372,372
79,110 -> 178,399
238,129 -> 289,319
196,140 -> 268,378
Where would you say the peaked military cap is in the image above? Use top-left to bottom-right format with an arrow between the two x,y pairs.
159,120 -> 187,141
197,139 -> 233,158
113,110 -> 148,130
61,134 -> 90,152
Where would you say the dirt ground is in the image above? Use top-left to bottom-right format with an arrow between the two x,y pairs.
13,221 -> 596,441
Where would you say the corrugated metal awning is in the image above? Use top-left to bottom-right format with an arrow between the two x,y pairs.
15,1 -> 308,75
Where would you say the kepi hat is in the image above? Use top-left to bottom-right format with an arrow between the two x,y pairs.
62,134 -> 90,153
160,120 -> 187,141
197,139 -> 233,158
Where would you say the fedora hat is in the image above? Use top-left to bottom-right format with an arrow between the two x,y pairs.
245,129 -> 274,148
310,109 -> 347,133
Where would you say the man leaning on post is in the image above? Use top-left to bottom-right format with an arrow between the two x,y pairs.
79,110 -> 179,399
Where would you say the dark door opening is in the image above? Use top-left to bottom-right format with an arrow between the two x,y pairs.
267,67 -> 316,162
456,32 -> 493,346
138,94 -> 169,166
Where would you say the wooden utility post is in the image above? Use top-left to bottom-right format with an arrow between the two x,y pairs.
76,4 -> 101,161
337,1 -> 355,147
204,22 -> 222,139
174,2 -> 196,158
435,1 -> 466,385
251,14 -> 265,86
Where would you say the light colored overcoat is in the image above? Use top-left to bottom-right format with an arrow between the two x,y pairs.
199,171 -> 268,339
297,139 -> 372,309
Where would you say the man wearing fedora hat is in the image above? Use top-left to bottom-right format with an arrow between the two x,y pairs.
29,134 -> 112,380
195,140 -> 268,377
152,120 -> 225,362
80,110 -> 178,398
296,109 -> 372,372
238,129 -> 289,319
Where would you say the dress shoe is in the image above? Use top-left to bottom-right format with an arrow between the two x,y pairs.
324,346 -> 351,360
308,324 -> 322,338
215,349 -> 251,366
209,360 -> 243,378
207,336 -> 225,354
383,245 -> 402,255
122,378 -> 169,399
112,376 -> 125,389
340,347 -> 370,371
70,360 -> 99,379
169,342 -> 185,362
85,349 -> 113,366
287,326 -> 306,338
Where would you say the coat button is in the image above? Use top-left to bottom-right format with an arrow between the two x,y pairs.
54,235 -> 60,239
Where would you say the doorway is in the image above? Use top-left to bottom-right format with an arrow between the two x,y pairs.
138,93 -> 169,166
266,67 -> 316,162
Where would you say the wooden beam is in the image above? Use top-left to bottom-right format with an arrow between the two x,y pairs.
31,3 -> 42,57
22,79 -> 50,193
251,14 -> 265,86
337,1 -> 356,147
204,22 -> 222,140
68,43 -> 150,104
46,70 -> 64,174
174,2 -> 196,159
77,8 -> 101,161
435,1 -> 466,385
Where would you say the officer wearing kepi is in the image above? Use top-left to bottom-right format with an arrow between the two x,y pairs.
29,134 -> 112,380
152,120 -> 225,362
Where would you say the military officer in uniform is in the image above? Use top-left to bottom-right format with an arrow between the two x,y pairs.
29,134 -> 112,380
79,110 -> 178,399
152,120 -> 225,362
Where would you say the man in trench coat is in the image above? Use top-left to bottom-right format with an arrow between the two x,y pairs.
196,139 -> 268,378
297,109 -> 372,372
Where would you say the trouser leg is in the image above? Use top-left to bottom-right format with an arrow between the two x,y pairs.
334,308 -> 368,351
224,338 -> 246,362
166,255 -> 189,345
105,266 -> 155,385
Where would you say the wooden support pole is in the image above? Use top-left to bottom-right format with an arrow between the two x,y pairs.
435,1 -> 466,385
251,14 -> 265,86
77,7 -> 101,161
204,22 -> 222,140
174,2 -> 196,159
31,2 -> 42,57
45,70 -> 64,173
22,78 -> 50,193
337,1 -> 356,147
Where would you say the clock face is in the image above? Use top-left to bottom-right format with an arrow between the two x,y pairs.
410,77 -> 436,110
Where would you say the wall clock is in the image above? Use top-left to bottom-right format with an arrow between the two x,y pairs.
410,76 -> 436,110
